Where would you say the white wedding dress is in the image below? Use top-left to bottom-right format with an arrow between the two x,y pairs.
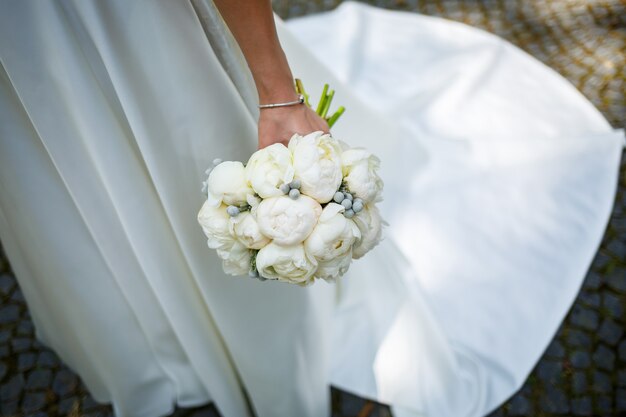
0,1 -> 623,417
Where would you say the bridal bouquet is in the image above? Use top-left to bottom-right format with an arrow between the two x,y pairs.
197,81 -> 385,286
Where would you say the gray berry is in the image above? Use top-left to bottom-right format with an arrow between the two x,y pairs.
352,200 -> 363,213
333,192 -> 345,203
341,199 -> 352,210
289,179 -> 301,190
279,183 -> 291,194
226,205 -> 240,217
354,197 -> 363,205
289,189 -> 300,200
344,192 -> 353,201
344,209 -> 355,218
212,158 -> 223,166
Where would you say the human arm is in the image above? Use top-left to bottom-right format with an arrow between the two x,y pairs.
212,0 -> 329,148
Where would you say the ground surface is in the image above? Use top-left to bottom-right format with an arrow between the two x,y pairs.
0,0 -> 624,416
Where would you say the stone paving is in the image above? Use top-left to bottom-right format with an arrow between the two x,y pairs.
0,0 -> 624,416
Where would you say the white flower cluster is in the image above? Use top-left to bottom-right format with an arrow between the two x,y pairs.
197,131 -> 384,286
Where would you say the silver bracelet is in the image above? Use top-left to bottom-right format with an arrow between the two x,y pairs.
258,94 -> 305,109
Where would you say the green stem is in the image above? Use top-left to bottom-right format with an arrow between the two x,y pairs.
321,89 -> 334,118
294,78 -> 311,107
327,106 -> 345,128
250,250 -> 258,274
316,84 -> 329,115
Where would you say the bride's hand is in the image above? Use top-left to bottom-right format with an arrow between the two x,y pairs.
258,104 -> 330,149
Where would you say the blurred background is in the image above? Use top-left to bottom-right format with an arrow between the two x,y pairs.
0,1 -> 624,416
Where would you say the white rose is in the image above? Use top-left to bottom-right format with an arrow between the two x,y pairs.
341,148 -> 384,203
219,241 -> 252,276
315,250 -> 353,283
245,143 -> 295,198
304,203 -> 360,261
256,242 -> 318,286
256,195 -> 322,245
352,204 -> 384,259
288,131 -> 343,204
229,211 -> 270,250
207,161 -> 254,207
197,200 -> 235,250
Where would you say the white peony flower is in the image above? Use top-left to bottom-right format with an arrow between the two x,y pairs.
341,148 -> 384,203
256,195 -> 322,245
206,161 -> 254,207
218,241 -> 252,276
246,193 -> 262,215
304,203 -> 360,262
352,204 -> 384,259
197,200 -> 236,250
315,250 -> 353,283
256,242 -> 318,286
245,143 -> 295,198
288,131 -> 343,204
336,138 -> 351,152
229,211 -> 270,250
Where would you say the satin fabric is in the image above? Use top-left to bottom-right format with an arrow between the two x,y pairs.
0,1 -> 623,417
284,4 -> 624,416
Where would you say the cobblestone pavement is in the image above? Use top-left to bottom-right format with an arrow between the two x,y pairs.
0,1 -> 624,416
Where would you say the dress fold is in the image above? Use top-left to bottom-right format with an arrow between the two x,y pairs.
285,3 -> 624,416
0,1 -> 623,417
